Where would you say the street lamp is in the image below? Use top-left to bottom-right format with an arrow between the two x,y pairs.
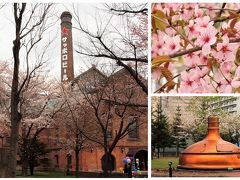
168,161 -> 173,177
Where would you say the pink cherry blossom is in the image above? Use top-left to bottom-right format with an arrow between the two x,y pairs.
179,67 -> 209,93
203,3 -> 218,18
199,76 -> 215,93
185,20 -> 199,39
152,3 -> 240,93
196,26 -> 218,55
184,52 -> 200,67
163,35 -> 181,53
215,35 -> 239,62
179,71 -> 198,93
180,4 -> 195,21
183,45 -> 200,67
213,72 -> 230,93
151,31 -> 166,57
222,78 -> 240,93
165,27 -> 177,36
198,54 -> 209,65
220,61 -> 233,77
162,4 -> 182,16
194,5 -> 203,18
195,16 -> 214,30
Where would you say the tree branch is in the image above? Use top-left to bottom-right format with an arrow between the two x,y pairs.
110,8 -> 148,15
168,37 -> 240,59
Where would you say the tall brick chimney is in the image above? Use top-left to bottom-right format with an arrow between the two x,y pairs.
60,11 -> 74,82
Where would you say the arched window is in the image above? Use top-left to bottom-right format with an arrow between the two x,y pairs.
134,150 -> 148,170
128,116 -> 139,139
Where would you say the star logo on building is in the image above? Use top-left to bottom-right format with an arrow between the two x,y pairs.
62,27 -> 69,35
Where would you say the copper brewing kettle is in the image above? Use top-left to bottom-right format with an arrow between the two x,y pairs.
178,116 -> 240,170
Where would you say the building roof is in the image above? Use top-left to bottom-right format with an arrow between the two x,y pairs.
71,65 -> 147,86
71,65 -> 107,85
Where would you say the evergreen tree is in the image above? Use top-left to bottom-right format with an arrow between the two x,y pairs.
19,137 -> 51,176
171,106 -> 187,157
152,98 -> 172,158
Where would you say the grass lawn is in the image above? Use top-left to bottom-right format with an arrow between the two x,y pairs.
152,157 -> 179,169
16,171 -> 74,178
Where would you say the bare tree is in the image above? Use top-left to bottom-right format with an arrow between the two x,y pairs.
71,66 -> 147,177
71,3 -> 148,94
7,3 -> 55,177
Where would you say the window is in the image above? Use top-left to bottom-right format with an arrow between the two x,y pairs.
128,116 -> 138,139
55,155 -> 59,168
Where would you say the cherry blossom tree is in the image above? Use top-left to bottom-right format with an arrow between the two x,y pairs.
18,77 -> 65,176
220,111 -> 240,146
59,83 -> 93,177
0,61 -> 11,139
0,59 -> 65,176
152,3 -> 240,93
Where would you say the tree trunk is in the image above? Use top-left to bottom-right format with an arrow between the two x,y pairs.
176,140 -> 179,157
6,3 -> 26,177
103,151 -> 111,177
29,161 -> 34,176
157,146 -> 160,159
75,148 -> 79,178
0,148 -> 9,177
21,156 -> 28,176
21,129 -> 28,177
7,118 -> 20,177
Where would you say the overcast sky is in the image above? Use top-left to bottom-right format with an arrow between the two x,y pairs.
0,3 -> 118,81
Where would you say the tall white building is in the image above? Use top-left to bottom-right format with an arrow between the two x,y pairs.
210,97 -> 240,114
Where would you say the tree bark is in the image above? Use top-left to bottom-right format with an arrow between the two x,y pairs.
21,126 -> 28,176
7,118 -> 21,177
75,148 -> 79,178
22,156 -> 28,176
176,140 -> 179,157
29,161 -> 34,176
103,151 -> 112,177
6,3 -> 26,177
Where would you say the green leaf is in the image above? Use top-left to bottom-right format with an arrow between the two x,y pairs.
153,10 -> 168,31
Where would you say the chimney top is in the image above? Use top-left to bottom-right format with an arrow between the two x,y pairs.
61,11 -> 72,19
60,11 -> 72,25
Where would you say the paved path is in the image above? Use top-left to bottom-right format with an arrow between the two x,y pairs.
152,169 -> 240,177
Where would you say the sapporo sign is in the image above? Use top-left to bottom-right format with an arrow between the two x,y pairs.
61,26 -> 69,82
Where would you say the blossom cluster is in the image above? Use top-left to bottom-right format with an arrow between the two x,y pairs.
152,3 -> 240,93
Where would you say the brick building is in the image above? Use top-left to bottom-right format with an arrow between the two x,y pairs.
38,66 -> 148,173
0,10 -> 148,176
37,11 -> 148,173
